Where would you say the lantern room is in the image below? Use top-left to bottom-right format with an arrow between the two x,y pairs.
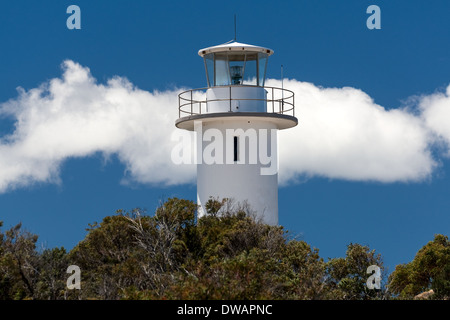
176,40 -> 296,128
198,41 -> 274,87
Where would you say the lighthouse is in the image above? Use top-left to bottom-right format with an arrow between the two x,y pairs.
176,41 -> 297,225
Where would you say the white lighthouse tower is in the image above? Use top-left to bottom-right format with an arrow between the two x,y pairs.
176,41 -> 297,225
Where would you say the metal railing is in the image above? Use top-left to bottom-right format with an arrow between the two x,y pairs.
178,86 -> 295,118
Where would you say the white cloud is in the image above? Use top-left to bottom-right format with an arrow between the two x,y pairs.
418,85 -> 450,156
0,60 -> 195,192
270,78 -> 439,184
0,60 -> 449,193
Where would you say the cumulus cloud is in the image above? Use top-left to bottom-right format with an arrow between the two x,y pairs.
417,85 -> 450,156
0,60 -> 195,192
270,79 -> 439,184
0,60 -> 449,193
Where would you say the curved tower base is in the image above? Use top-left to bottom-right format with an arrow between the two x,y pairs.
196,118 -> 279,225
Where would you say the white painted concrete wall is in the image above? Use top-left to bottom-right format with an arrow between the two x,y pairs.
196,118 -> 279,225
206,86 -> 267,113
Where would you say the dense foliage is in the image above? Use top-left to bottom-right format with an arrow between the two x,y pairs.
0,198 -> 448,300
388,234 -> 450,299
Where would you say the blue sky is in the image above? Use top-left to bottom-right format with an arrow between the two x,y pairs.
1,0 -> 450,275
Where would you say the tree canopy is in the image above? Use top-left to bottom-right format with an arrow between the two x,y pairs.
0,198 -> 448,300
388,234 -> 450,299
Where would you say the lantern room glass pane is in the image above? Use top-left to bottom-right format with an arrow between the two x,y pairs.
204,53 -> 214,87
243,53 -> 257,86
258,52 -> 268,87
214,53 -> 230,86
228,53 -> 245,85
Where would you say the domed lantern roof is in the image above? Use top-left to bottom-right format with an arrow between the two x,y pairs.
198,41 -> 274,57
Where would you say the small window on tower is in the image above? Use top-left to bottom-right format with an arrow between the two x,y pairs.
234,136 -> 238,162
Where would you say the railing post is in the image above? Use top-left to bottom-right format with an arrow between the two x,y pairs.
190,90 -> 193,115
272,87 -> 274,113
229,86 -> 232,112
293,94 -> 295,117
